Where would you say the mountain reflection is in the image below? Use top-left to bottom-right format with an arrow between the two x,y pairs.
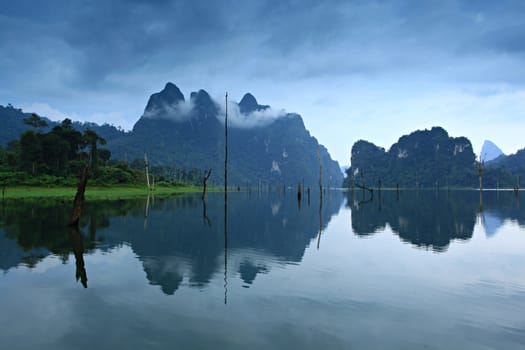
0,191 -> 343,295
2,191 -> 520,293
104,192 -> 344,294
346,190 -> 523,252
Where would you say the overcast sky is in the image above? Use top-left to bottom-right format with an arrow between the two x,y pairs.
1,0 -> 524,164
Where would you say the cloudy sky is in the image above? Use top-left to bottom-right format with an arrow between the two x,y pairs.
1,0 -> 524,164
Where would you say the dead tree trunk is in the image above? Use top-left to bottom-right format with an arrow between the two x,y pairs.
477,158 -> 484,192
144,153 -> 150,190
69,164 -> 89,227
317,147 -> 323,202
202,196 -> 211,226
202,168 -> 212,199
317,193 -> 323,250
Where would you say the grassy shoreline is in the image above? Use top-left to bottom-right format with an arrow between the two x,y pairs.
0,185 -> 209,199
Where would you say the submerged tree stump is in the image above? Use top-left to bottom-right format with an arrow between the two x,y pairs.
69,165 -> 89,227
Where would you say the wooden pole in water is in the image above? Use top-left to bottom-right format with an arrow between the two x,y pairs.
317,193 -> 323,250
317,147 -> 323,202
307,187 -> 311,206
223,92 -> 228,304
224,92 -> 228,194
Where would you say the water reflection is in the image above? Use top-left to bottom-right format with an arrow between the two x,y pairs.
0,198 -> 138,285
346,190 -> 523,252
1,190 -> 522,294
1,191 -> 523,350
0,191 -> 343,295
69,226 -> 88,288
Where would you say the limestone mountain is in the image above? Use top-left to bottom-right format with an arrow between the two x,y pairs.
238,93 -> 269,114
480,140 -> 504,163
107,82 -> 343,187
344,127 -> 477,188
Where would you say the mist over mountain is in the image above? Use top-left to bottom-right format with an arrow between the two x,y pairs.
114,82 -> 342,187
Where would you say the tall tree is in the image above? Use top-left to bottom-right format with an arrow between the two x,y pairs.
20,131 -> 42,175
83,129 -> 106,170
42,133 -> 70,175
52,119 -> 83,161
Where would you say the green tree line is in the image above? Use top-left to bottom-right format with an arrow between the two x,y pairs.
0,115 -> 143,186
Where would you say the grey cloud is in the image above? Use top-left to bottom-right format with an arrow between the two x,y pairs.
1,0 -> 525,134
2,0 -> 525,91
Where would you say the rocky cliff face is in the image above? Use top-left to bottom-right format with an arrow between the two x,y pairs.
346,127 -> 477,187
110,82 -> 343,187
480,140 -> 504,162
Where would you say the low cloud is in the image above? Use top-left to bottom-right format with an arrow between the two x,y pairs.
141,96 -> 286,128
218,100 -> 287,129
141,100 -> 195,122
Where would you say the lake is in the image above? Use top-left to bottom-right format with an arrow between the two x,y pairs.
0,189 -> 524,349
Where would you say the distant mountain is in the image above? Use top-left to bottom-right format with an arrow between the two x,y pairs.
480,140 -> 504,162
1,83 -> 343,187
0,104 -> 53,146
344,127 -> 477,188
485,147 -> 525,187
0,104 -> 126,148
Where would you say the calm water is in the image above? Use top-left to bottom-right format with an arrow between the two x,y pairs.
0,190 -> 524,349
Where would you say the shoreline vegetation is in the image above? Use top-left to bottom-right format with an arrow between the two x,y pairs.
1,185 -> 521,200
0,185 -> 211,200
0,114 -> 222,200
